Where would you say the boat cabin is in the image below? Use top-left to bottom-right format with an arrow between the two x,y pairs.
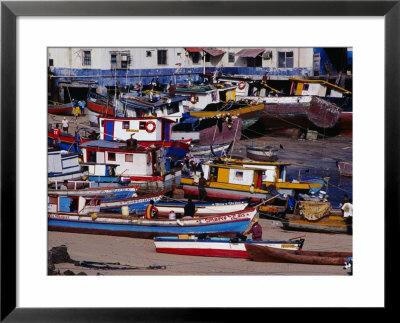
289,77 -> 352,98
48,149 -> 85,182
48,195 -> 100,215
80,140 -> 159,179
115,91 -> 187,123
98,116 -> 175,142
174,84 -> 237,111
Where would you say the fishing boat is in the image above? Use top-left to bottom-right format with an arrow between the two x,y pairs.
245,243 -> 352,265
48,126 -> 95,153
48,207 -> 258,239
154,199 -> 250,217
79,140 -> 182,191
153,236 -> 305,258
246,145 -> 278,162
337,161 -> 352,177
188,142 -> 232,160
170,114 -> 242,146
188,101 -> 264,130
48,194 -> 101,215
48,102 -> 75,115
48,149 -> 87,183
48,184 -> 139,200
97,115 -> 191,159
99,190 -> 165,214
238,95 -> 342,132
180,158 -> 324,201
281,201 -> 350,234
86,90 -> 114,127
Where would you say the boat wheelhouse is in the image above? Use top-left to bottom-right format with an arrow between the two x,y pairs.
174,84 -> 237,111
48,149 -> 87,183
48,194 -> 101,215
79,140 -> 181,190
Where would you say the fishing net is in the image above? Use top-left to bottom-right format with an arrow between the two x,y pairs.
299,201 -> 332,221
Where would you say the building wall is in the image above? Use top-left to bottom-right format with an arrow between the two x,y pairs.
48,47 -> 318,88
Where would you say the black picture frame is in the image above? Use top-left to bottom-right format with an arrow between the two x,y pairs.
1,0 -> 397,321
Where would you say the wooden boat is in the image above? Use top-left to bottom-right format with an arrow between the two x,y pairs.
246,145 -> 278,162
48,207 -> 258,239
48,149 -> 87,183
282,201 -> 350,234
171,114 -> 242,145
245,243 -> 352,265
189,101 -> 264,130
188,142 -> 232,159
99,190 -> 165,214
154,236 -> 305,259
48,184 -> 139,200
337,161 -> 352,177
238,95 -> 342,131
48,194 -> 101,215
97,115 -> 191,159
48,126 -> 94,153
86,90 -> 114,127
181,158 -> 324,201
154,199 -> 249,217
48,102 -> 74,115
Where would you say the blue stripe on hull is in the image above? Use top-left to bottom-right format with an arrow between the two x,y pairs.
48,219 -> 251,235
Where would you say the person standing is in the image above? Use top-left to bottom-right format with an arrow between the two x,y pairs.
145,200 -> 158,219
74,127 -> 81,153
74,105 -> 80,122
341,198 -> 353,235
52,123 -> 61,147
62,117 -> 69,133
198,172 -> 207,201
79,100 -> 86,116
184,198 -> 196,218
244,218 -> 263,241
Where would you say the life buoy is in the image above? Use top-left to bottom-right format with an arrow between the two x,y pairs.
190,94 -> 198,104
238,81 -> 246,90
145,121 -> 156,133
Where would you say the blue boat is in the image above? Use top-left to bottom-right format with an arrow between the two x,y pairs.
48,207 -> 258,239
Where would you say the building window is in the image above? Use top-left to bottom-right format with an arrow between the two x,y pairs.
278,51 -> 294,68
228,52 -> 235,63
125,154 -> 133,162
122,121 -> 130,129
247,56 -> 262,67
191,52 -> 201,64
110,52 -> 131,69
83,51 -> 91,66
108,152 -> 116,161
49,59 -> 54,67
157,50 -> 168,65
205,53 -> 211,63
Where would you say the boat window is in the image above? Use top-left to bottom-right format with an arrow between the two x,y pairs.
235,171 -> 244,179
167,102 -> 180,115
59,197 -> 78,213
303,83 -> 309,91
122,121 -> 130,129
139,121 -> 146,130
108,152 -> 116,161
88,151 -> 96,163
125,154 -> 133,162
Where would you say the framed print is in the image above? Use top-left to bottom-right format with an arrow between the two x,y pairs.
1,0 -> 397,321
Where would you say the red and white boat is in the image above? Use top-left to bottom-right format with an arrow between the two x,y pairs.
154,236 -> 305,259
48,102 -> 74,115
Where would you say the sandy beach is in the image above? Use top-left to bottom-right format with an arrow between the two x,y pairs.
48,112 -> 352,276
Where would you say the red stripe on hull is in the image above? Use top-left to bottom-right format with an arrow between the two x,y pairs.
156,247 -> 250,258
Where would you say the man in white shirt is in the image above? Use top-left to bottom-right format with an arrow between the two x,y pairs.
341,198 -> 353,234
62,117 -> 69,134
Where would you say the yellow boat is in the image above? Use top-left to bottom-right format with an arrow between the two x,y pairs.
180,158 -> 324,201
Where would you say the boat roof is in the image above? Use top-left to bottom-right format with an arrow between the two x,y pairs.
206,158 -> 290,167
98,115 -> 176,123
80,140 -> 155,152
288,77 -> 352,94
